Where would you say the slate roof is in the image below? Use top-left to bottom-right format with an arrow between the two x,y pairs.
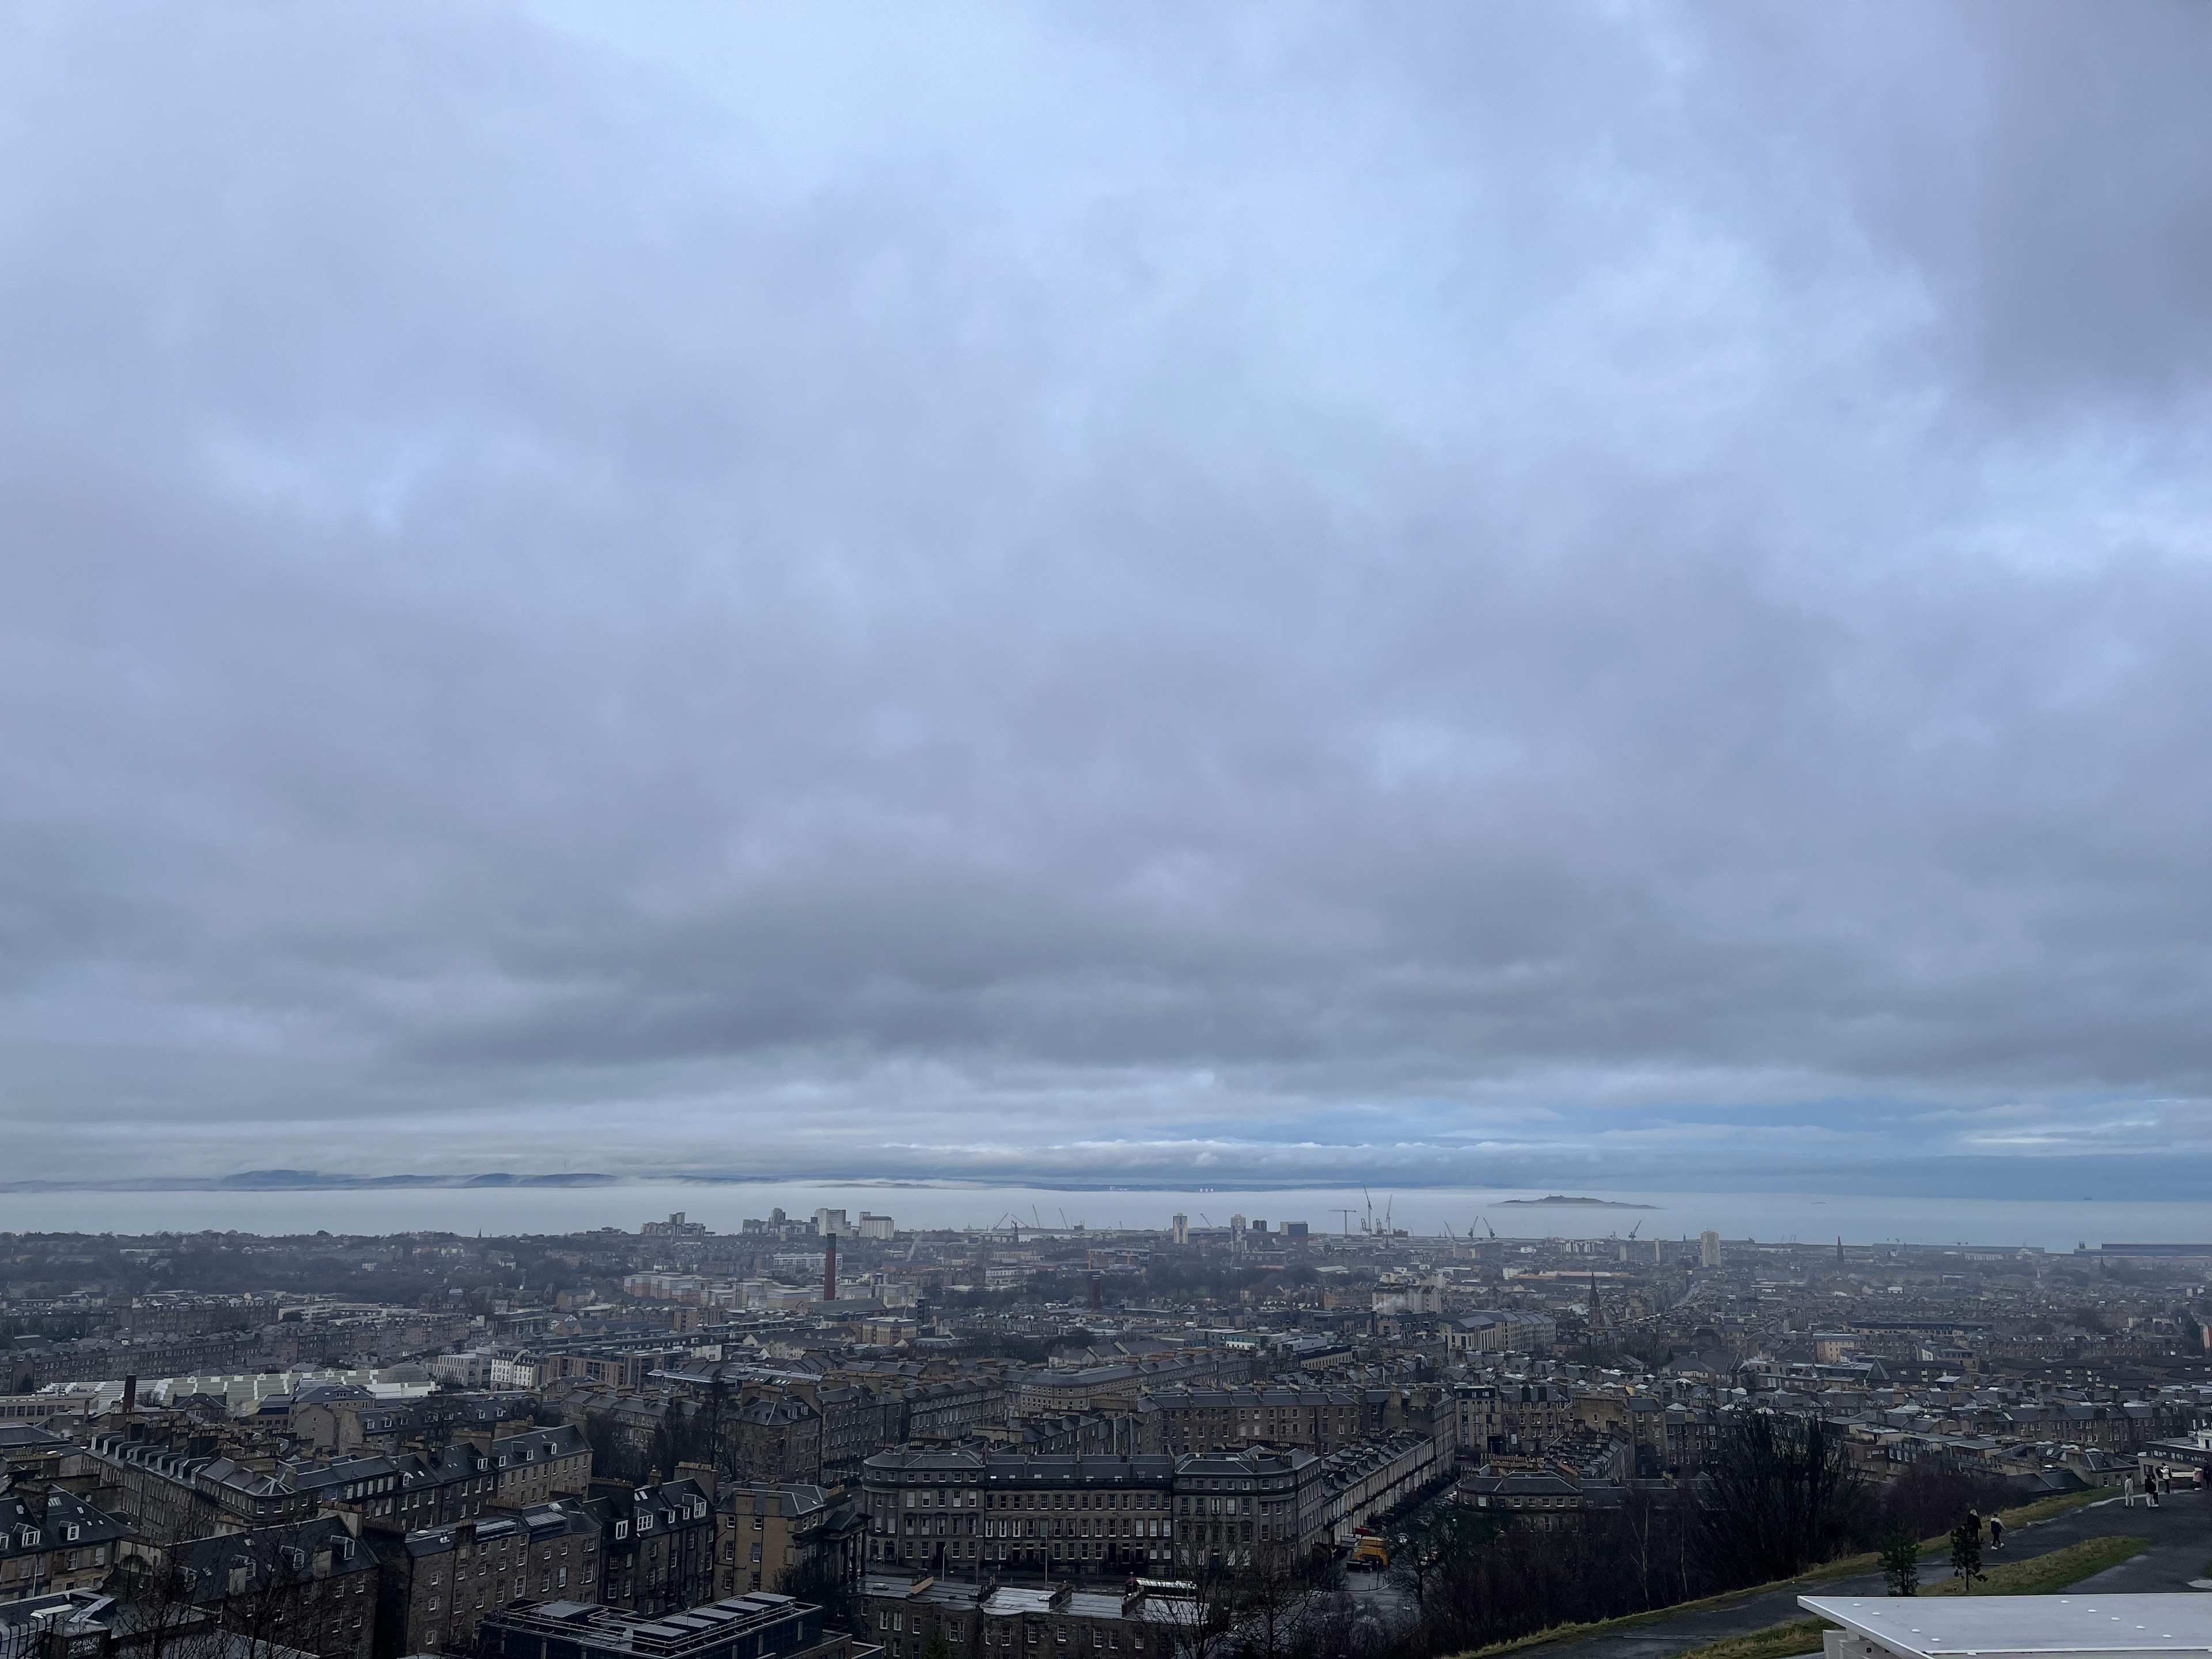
0,1489 -> 124,1564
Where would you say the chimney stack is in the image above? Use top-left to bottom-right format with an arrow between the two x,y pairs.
823,1230 -> 837,1304
121,1375 -> 137,1418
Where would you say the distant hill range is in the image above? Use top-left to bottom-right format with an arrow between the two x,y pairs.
1494,1194 -> 1658,1209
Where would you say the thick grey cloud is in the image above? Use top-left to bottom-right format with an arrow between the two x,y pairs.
1,1 -> 2209,1192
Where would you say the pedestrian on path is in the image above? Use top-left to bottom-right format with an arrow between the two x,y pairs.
1988,1515 -> 2003,1551
2123,1476 -> 2137,1507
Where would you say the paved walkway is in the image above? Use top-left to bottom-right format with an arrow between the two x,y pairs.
1524,1493 -> 2212,1659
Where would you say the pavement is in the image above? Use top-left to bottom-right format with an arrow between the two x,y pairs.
1344,1565 -> 1419,1627
1516,1491 -> 2212,1659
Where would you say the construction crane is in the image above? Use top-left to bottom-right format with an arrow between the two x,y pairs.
1627,1221 -> 1642,1240
1332,1207 -> 1356,1236
1362,1188 -> 1376,1235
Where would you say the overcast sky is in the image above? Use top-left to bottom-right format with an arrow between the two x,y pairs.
2,1 -> 2210,1195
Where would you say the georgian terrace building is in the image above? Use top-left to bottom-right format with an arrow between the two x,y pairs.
858,1449 -> 1326,1579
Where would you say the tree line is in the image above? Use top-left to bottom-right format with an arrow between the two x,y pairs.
1166,1415 -> 2019,1659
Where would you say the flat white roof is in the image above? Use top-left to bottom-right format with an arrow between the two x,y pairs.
1800,1596 -> 2212,1658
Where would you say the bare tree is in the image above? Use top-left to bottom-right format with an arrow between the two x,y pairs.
1388,1503 -> 1495,1615
109,1547 -> 231,1659
1227,1541 -> 1337,1659
1697,1413 -> 1859,1584
1620,1483 -> 1662,1611
1152,1559 -> 1237,1659
113,1525 -> 359,1659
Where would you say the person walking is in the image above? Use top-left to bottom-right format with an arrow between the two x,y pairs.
2123,1475 -> 2137,1507
2146,1467 -> 2160,1508
1988,1514 -> 2003,1551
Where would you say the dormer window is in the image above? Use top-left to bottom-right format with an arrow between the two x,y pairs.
614,1521 -> 629,1540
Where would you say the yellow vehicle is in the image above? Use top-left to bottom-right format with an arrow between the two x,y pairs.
1350,1533 -> 1391,1571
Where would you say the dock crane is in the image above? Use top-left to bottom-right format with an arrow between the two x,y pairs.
1332,1207 -> 1357,1236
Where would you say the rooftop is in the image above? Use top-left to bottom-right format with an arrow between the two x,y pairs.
1800,1596 -> 2212,1659
483,1596 -> 817,1659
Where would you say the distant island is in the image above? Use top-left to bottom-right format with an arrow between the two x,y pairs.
1495,1194 -> 1658,1209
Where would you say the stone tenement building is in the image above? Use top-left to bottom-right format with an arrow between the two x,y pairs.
293,1423 -> 588,1533
88,1434 -> 315,1537
729,1397 -> 825,1484
1142,1384 -> 1442,1457
859,1448 -> 1327,1579
0,1486 -> 124,1603
716,1482 -> 859,1600
599,1478 -> 718,1617
369,1501 -> 601,1659
482,1425 -> 592,1509
169,1516 -> 381,1659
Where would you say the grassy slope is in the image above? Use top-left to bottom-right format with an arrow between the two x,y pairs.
1456,1487 -> 2108,1659
1660,1533 -> 2151,1659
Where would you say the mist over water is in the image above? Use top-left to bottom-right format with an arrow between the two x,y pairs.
0,1183 -> 2195,1254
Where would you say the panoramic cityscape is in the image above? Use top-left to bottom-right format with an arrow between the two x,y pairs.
2,1202 -> 2208,1659
5,5 -> 2212,1659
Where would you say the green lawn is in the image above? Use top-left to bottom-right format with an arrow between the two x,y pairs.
1926,1532 -> 2147,1597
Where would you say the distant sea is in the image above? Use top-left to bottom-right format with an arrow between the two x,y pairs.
0,1182 -> 2198,1253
